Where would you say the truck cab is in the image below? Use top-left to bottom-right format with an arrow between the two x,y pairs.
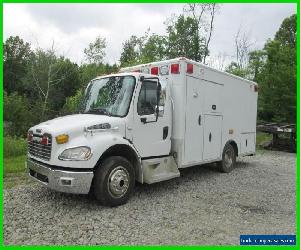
27,72 -> 177,206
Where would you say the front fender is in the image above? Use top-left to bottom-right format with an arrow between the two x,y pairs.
49,132 -> 140,170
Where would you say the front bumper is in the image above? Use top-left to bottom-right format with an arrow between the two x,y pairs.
27,158 -> 94,194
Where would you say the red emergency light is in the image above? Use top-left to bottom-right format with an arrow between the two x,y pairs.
151,67 -> 159,75
171,64 -> 180,74
187,63 -> 193,74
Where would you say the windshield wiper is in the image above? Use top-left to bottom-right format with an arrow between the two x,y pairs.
85,107 -> 111,116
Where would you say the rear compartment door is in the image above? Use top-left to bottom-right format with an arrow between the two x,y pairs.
240,133 -> 256,154
203,115 -> 223,161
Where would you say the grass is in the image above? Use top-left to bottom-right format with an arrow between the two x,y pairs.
4,172 -> 34,189
3,136 -> 27,178
256,132 -> 272,148
4,136 -> 27,158
4,155 -> 27,176
3,155 -> 30,189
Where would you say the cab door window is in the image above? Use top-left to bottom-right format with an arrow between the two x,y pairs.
137,81 -> 158,116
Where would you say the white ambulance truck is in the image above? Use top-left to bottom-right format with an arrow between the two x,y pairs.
27,58 -> 258,206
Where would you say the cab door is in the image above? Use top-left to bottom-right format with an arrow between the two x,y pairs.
132,78 -> 171,158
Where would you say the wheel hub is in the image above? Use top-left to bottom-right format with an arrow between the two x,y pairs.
108,166 -> 130,198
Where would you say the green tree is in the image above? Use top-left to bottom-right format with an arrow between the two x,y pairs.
79,63 -> 119,86
247,50 -> 266,82
3,36 -> 33,94
120,35 -> 143,67
255,15 -> 296,123
184,4 -> 219,63
140,34 -> 167,63
225,15 -> 295,124
225,62 -> 249,78
24,47 -> 81,121
48,57 -> 81,112
61,88 -> 84,114
120,32 -> 168,67
84,36 -> 106,65
166,15 -> 205,61
4,92 -> 33,136
275,14 -> 296,48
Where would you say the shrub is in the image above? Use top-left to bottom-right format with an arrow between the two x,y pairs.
4,91 -> 33,137
4,136 -> 27,158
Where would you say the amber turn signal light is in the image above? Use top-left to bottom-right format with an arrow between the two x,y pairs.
56,134 -> 69,144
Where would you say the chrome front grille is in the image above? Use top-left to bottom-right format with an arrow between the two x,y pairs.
28,134 -> 52,161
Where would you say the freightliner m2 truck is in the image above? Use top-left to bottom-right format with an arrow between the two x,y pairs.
27,58 -> 258,206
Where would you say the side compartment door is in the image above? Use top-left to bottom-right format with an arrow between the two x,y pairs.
184,76 -> 204,164
203,115 -> 222,161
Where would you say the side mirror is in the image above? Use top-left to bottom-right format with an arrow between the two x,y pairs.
158,105 -> 164,117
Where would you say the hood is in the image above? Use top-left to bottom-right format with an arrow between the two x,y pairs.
30,114 -> 125,136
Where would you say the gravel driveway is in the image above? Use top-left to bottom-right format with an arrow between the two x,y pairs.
4,151 -> 296,245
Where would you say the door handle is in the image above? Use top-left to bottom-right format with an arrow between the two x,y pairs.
163,126 -> 169,140
198,115 -> 201,125
209,133 -> 212,142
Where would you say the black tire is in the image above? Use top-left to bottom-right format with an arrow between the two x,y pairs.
93,156 -> 135,206
217,143 -> 236,173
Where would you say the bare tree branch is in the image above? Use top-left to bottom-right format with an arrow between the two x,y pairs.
184,3 -> 220,63
234,25 -> 255,70
203,4 -> 218,64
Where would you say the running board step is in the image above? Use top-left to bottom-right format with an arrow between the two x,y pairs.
142,156 -> 180,184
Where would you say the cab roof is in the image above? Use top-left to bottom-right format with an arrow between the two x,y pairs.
92,72 -> 154,82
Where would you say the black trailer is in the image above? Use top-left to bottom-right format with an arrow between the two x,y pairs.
257,123 -> 296,152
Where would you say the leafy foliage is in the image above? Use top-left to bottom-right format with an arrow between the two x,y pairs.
4,92 -> 34,137
166,15 -> 206,61
120,15 -> 208,66
61,88 -> 84,114
84,36 -> 106,64
227,14 -> 296,124
4,136 -> 27,158
3,36 -> 34,94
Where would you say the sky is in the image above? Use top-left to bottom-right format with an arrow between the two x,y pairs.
3,3 -> 296,67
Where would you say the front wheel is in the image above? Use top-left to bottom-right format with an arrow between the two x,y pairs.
93,156 -> 135,206
217,143 -> 236,173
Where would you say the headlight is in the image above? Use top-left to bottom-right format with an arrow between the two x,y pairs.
58,146 -> 92,161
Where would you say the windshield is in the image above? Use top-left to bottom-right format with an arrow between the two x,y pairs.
80,76 -> 136,117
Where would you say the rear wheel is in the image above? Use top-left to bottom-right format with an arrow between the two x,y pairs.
217,143 -> 236,173
93,156 -> 135,206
